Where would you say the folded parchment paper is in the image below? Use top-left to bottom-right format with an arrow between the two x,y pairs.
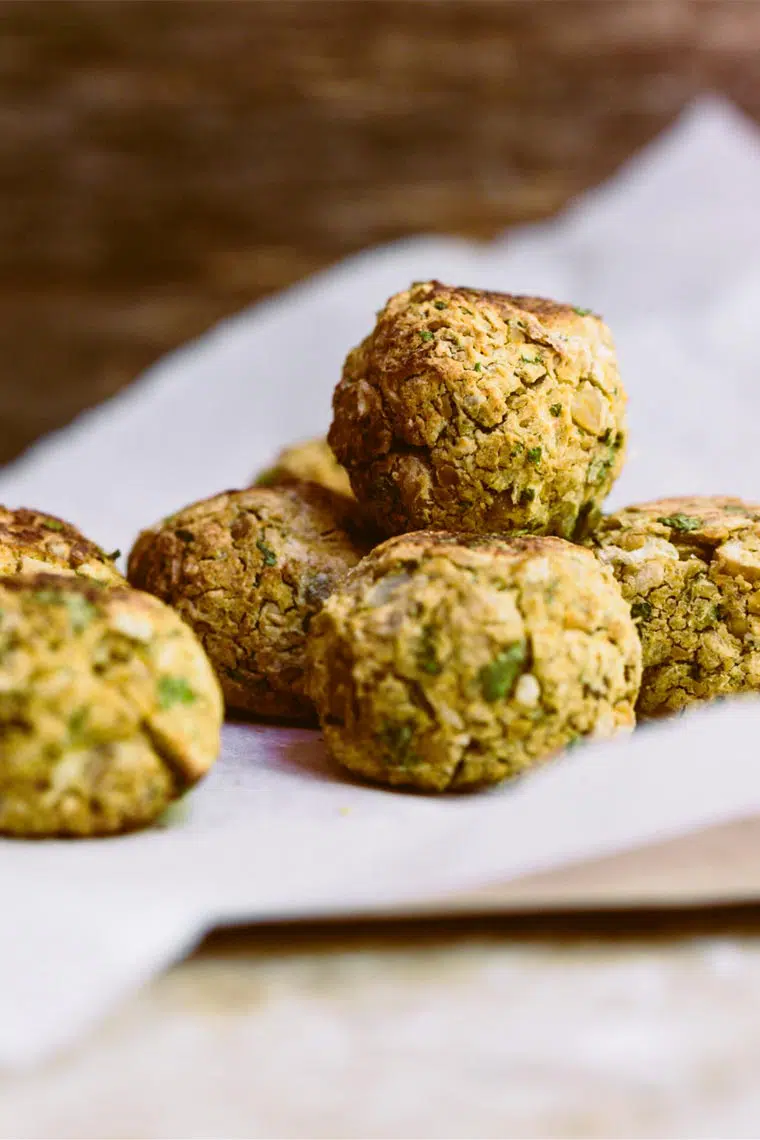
2,96 -> 760,1067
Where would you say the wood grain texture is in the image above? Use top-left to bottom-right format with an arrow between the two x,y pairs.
0,0 -> 758,465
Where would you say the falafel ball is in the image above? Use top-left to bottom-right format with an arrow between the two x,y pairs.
0,506 -> 124,585
0,574 -> 223,837
590,495 -> 760,718
329,281 -> 627,540
253,437 -> 353,500
307,531 -> 641,791
128,483 -> 369,721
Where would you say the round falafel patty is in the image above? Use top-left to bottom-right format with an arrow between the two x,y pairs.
590,496 -> 760,718
307,531 -> 641,791
329,281 -> 627,539
254,437 -> 353,500
128,483 -> 369,721
0,506 -> 124,584
0,574 -> 223,837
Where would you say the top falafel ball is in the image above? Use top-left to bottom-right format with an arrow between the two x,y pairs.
253,437 -> 354,500
329,281 -> 627,539
0,506 -> 124,585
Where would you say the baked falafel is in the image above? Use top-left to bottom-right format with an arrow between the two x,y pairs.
329,281 -> 626,539
307,531 -> 641,791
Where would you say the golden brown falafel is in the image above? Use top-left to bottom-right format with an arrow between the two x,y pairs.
308,531 -> 641,791
0,573 -> 223,837
128,482 -> 369,721
590,495 -> 760,718
329,282 -> 626,540
0,506 -> 124,584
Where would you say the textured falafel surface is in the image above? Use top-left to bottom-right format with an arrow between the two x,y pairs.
0,573 -> 223,837
253,437 -> 354,500
307,531 -> 641,791
128,482 -> 369,721
0,506 -> 124,585
590,495 -> 760,718
329,282 -> 626,539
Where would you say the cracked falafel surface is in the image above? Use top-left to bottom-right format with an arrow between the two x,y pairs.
590,496 -> 760,718
307,531 -> 641,791
329,282 -> 626,539
0,574 -> 222,837
253,437 -> 354,500
128,483 -> 369,721
0,506 -> 124,585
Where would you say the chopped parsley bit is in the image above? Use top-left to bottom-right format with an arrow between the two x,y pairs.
630,600 -> 652,621
521,488 -> 536,503
573,306 -> 592,317
419,330 -> 434,343
158,675 -> 196,710
68,707 -> 88,737
33,589 -> 96,632
613,431 -> 625,449
462,307 -> 474,316
479,641 -> 527,702
433,300 -> 447,310
254,468 -> 279,487
107,549 -> 121,561
550,403 -> 562,417
713,604 -> 726,622
520,354 -> 537,365
379,721 -> 415,762
657,514 -> 701,533
565,734 -> 583,750
176,529 -> 195,544
256,537 -> 278,566
42,519 -> 65,532
418,625 -> 442,675
527,447 -> 542,465
473,362 -> 482,372
600,427 -> 612,443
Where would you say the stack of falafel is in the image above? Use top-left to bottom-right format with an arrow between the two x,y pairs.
3,280 -> 760,835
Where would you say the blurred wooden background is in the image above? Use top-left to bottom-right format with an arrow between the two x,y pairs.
1,0 -> 758,465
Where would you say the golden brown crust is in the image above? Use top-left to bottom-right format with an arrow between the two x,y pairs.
0,573 -> 223,837
589,496 -> 760,717
252,437 -> 354,500
0,506 -> 124,584
128,482 -> 369,721
307,531 -> 641,792
329,281 -> 625,539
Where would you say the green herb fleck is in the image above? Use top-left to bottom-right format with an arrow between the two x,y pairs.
418,625 -> 442,676
33,589 -> 96,632
550,403 -> 562,417
176,529 -> 195,544
613,431 -> 625,450
713,604 -> 726,623
158,675 -> 197,710
520,354 -> 538,365
521,488 -> 536,503
68,707 -> 88,737
527,447 -> 542,465
256,537 -> 277,566
574,306 -> 592,317
630,600 -> 652,621
379,721 -> 415,762
600,427 -> 612,443
419,330 -> 434,343
42,519 -> 65,532
565,734 -> 583,750
107,549 -> 121,561
433,300 -> 447,310
473,362 -> 482,372
657,514 -> 701,533
254,467 -> 280,488
479,641 -> 527,702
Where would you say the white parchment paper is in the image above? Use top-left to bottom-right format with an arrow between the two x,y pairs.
2,96 -> 760,1067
